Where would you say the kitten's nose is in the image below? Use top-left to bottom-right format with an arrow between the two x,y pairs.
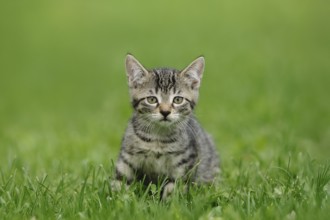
160,110 -> 171,118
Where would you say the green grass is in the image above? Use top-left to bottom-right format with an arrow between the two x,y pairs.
0,0 -> 329,219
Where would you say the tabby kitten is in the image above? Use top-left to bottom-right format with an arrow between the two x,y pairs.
112,54 -> 220,199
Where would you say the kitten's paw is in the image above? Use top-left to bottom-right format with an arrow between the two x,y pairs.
110,180 -> 129,192
162,182 -> 175,200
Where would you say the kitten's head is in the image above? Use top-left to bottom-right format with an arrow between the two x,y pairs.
125,54 -> 204,127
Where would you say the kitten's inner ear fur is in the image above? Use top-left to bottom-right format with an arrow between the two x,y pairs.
125,54 -> 149,88
180,57 -> 205,90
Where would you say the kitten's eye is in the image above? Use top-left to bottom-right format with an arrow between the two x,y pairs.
173,96 -> 184,104
146,96 -> 158,104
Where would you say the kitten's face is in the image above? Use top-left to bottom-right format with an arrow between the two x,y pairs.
125,55 -> 204,127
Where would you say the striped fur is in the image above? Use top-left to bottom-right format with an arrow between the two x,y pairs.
113,54 -> 220,199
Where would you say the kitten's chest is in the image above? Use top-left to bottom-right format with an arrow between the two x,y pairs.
133,141 -> 183,175
140,151 -> 171,175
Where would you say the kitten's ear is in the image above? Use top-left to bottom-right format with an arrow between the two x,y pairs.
180,56 -> 205,90
125,54 -> 149,87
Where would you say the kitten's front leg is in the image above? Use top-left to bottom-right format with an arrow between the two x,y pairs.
110,157 -> 135,192
161,168 -> 185,200
162,181 -> 175,200
161,165 -> 194,199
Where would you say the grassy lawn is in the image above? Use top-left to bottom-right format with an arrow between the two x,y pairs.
0,0 -> 329,219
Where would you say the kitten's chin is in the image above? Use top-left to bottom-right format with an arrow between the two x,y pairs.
156,119 -> 175,127
158,120 -> 172,125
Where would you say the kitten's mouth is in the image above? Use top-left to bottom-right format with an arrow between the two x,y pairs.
159,117 -> 172,123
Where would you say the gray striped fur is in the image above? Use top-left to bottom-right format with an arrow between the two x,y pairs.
113,54 -> 220,198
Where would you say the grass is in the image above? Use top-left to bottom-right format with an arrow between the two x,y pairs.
0,151 -> 329,219
0,0 -> 329,219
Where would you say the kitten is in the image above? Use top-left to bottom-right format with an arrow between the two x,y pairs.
112,54 -> 220,199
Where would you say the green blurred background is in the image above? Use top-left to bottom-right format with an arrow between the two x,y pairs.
0,0 -> 329,172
